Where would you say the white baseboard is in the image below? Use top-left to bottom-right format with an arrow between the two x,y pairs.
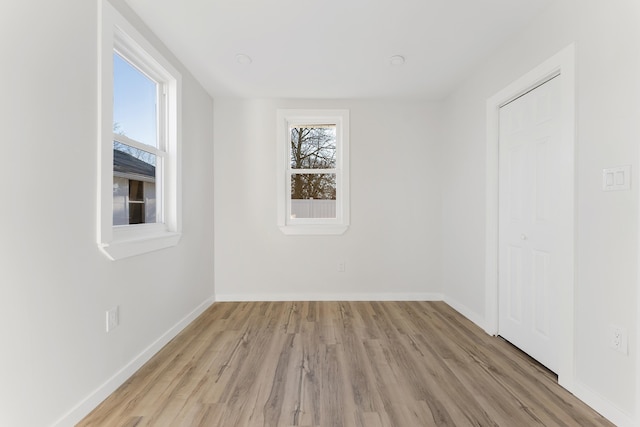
571,381 -> 635,427
51,296 -> 215,427
442,296 -> 488,332
215,292 -> 444,302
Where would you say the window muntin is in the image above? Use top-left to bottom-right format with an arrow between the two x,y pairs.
277,110 -> 349,235
98,0 -> 181,260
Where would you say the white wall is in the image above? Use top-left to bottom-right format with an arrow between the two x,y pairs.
3,0 -> 638,425
214,99 -> 443,301
0,1 -> 215,426
441,0 -> 640,422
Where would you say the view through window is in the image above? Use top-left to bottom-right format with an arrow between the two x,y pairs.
290,125 -> 337,219
112,52 -> 159,226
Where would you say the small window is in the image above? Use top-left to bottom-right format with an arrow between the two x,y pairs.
277,110 -> 349,235
98,0 -> 181,260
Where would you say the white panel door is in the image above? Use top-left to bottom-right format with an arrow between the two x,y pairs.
498,75 -> 572,373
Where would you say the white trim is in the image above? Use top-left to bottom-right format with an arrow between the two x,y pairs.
113,133 -> 163,155
276,109 -> 350,235
571,381 -> 635,427
279,224 -> 349,235
100,231 -> 181,260
50,296 -> 215,427
113,171 -> 156,183
485,43 -> 576,389
215,292 -> 443,302
443,296 -> 488,331
637,148 -> 640,426
98,0 -> 182,260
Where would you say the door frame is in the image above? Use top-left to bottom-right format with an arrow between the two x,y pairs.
485,43 -> 576,390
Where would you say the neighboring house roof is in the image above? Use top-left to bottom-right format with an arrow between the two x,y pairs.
113,149 -> 155,179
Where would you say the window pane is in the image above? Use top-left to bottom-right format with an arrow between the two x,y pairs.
144,181 -> 157,223
290,173 -> 336,219
113,52 -> 158,148
129,180 -> 144,201
290,126 -> 336,169
129,202 -> 145,224
113,176 -> 128,226
113,142 -> 157,224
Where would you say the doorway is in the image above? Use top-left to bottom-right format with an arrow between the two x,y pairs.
497,75 -> 571,373
485,44 -> 575,389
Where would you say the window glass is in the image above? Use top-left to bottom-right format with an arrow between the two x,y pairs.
129,180 -> 144,201
113,52 -> 158,148
290,126 -> 336,169
112,142 -> 157,225
113,176 -> 129,226
128,192 -> 145,224
289,125 -> 337,219
290,173 -> 337,219
113,141 -> 157,169
290,173 -> 336,200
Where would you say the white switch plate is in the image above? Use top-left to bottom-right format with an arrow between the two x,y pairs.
602,165 -> 631,191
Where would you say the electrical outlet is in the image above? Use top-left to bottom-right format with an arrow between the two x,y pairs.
338,261 -> 346,272
609,324 -> 628,355
106,306 -> 119,332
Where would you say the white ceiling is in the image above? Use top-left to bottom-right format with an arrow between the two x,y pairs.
124,0 -> 555,99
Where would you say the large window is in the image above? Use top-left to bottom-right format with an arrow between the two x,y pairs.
112,51 -> 159,226
277,109 -> 349,235
98,0 -> 181,260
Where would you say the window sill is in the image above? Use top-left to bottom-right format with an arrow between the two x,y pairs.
99,229 -> 182,260
279,224 -> 348,236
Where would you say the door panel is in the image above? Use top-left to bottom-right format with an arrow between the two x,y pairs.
508,146 -> 524,221
498,75 -> 569,373
507,245 -> 523,323
532,249 -> 550,338
535,138 -> 550,222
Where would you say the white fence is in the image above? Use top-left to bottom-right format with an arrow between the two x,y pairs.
291,199 -> 336,218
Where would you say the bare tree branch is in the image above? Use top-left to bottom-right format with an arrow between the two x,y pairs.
290,126 -> 337,200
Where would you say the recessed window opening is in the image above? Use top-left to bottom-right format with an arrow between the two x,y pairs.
98,0 -> 182,260
277,109 -> 349,235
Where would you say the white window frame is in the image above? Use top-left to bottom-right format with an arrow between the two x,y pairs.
98,0 -> 182,260
277,109 -> 350,235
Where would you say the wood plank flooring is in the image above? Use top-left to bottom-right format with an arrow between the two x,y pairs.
78,301 -> 613,426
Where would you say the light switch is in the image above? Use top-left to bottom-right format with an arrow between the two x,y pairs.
602,165 -> 631,191
606,173 -> 614,186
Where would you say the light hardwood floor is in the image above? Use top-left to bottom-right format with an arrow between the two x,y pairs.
78,301 -> 613,426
